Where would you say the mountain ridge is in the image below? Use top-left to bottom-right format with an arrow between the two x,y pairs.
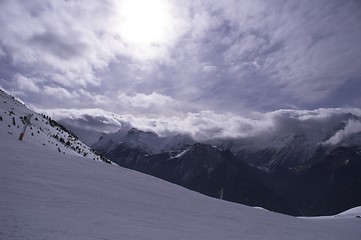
91,121 -> 361,216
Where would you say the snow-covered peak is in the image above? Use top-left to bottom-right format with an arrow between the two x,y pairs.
92,126 -> 163,154
208,112 -> 361,153
161,133 -> 196,152
92,126 -> 196,155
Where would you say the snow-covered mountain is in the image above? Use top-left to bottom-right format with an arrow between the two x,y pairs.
0,89 -> 110,163
92,126 -> 196,155
208,112 -> 361,170
91,114 -> 361,216
1,90 -> 361,239
89,110 -> 361,171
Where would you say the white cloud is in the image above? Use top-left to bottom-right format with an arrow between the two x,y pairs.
15,74 -> 40,93
202,64 -> 217,72
43,86 -> 75,100
42,107 -> 361,143
0,0 -> 111,86
40,107 -> 122,124
322,120 -> 361,146
1,0 -> 187,88
118,92 -> 174,110
126,108 -> 361,141
35,107 -> 124,133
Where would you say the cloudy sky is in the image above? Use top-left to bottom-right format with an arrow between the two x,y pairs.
1,0 -> 361,139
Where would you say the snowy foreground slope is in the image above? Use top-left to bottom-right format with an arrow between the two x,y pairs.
1,128 -> 361,239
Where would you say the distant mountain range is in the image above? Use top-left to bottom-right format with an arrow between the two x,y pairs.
90,118 -> 361,216
2,86 -> 361,217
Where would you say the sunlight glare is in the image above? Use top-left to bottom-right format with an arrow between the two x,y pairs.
117,0 -> 172,47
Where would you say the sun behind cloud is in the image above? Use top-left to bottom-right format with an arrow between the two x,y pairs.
115,0 -> 175,58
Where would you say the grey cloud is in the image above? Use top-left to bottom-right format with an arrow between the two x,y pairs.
262,0 -> 361,102
1,0 -> 360,117
166,0 -> 361,111
42,107 -> 361,144
37,107 -> 123,133
30,31 -> 88,60
319,78 -> 361,108
0,0 -> 119,88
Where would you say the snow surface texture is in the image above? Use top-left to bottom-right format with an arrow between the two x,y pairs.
1,93 -> 361,239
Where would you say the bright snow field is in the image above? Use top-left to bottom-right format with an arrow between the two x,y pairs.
1,133 -> 361,239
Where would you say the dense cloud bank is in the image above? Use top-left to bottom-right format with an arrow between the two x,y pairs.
41,107 -> 361,145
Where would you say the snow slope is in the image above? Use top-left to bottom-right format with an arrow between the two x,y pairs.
0,89 -> 109,163
334,206 -> 361,219
1,120 -> 361,239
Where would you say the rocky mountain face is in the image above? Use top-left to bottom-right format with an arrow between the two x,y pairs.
92,118 -> 361,216
95,142 -> 300,215
268,146 -> 361,216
